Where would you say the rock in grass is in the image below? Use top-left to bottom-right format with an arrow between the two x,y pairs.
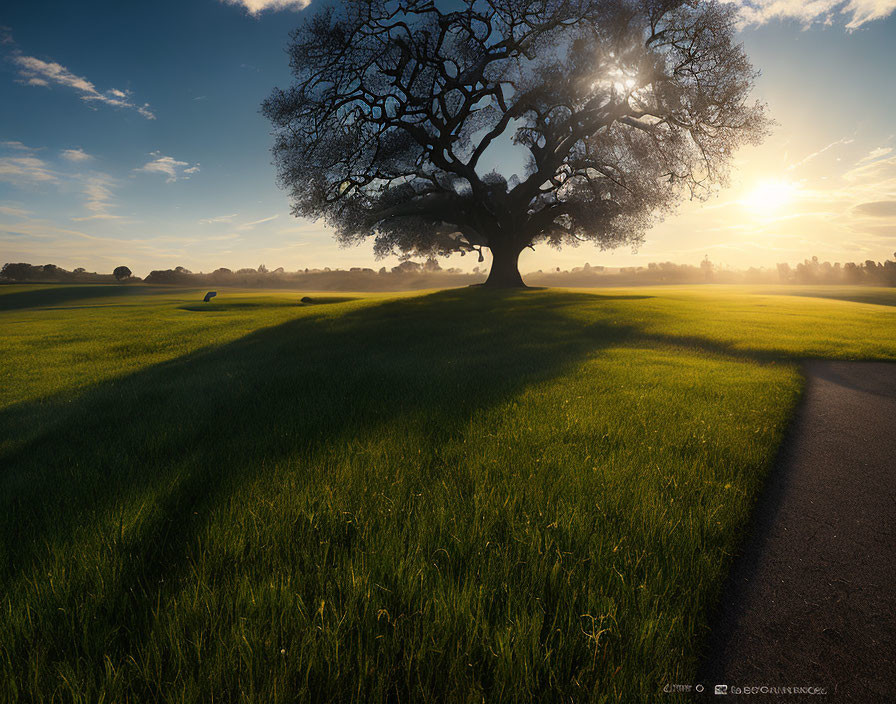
301,296 -> 314,303
203,291 -> 217,302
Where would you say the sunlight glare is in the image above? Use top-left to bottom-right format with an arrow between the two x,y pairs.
740,179 -> 798,215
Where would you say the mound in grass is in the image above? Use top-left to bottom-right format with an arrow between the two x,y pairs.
300,295 -> 359,305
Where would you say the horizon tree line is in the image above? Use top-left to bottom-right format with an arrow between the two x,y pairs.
4,254 -> 896,288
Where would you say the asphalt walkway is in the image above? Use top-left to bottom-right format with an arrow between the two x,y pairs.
698,361 -> 896,702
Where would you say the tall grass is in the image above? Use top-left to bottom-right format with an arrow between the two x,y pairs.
1,284 -> 894,702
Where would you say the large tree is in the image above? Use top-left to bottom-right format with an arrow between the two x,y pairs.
263,0 -> 768,287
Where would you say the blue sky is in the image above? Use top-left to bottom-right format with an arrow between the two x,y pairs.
1,0 -> 895,276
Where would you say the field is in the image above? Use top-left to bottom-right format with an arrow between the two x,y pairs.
2,284 -> 895,702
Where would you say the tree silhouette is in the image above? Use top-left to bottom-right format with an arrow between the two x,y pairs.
264,0 -> 768,287
113,266 -> 132,281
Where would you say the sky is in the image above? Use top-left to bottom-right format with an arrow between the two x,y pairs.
1,0 -> 895,277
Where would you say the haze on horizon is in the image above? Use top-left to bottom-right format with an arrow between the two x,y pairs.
1,0 -> 895,278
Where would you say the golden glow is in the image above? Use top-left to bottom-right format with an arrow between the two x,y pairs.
740,179 -> 798,215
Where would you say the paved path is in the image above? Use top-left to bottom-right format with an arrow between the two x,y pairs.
698,361 -> 896,702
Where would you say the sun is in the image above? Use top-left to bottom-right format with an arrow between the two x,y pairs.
740,179 -> 798,215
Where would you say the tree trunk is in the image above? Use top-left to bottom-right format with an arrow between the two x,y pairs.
483,243 -> 526,288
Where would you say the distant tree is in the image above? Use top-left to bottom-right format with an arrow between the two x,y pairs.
264,0 -> 768,286
144,267 -> 195,284
1,263 -> 37,281
885,259 -> 896,286
776,263 -> 792,282
113,266 -> 132,281
392,260 -> 422,275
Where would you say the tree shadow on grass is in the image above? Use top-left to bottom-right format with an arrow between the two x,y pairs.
0,284 -> 188,312
0,288 -> 642,695
781,288 -> 896,308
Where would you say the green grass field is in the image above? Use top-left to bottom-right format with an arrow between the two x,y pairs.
2,283 -> 895,703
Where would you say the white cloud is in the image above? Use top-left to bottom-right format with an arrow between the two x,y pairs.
60,147 -> 93,162
732,0 -> 896,29
220,0 -> 311,16
0,155 -> 57,185
134,152 -> 200,183
10,53 -> 155,119
841,0 -> 896,26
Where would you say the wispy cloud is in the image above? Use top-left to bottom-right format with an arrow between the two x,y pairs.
70,172 -> 136,222
787,138 -> 854,172
0,141 -> 130,220
83,175 -> 116,215
134,152 -> 200,183
853,200 -> 896,217
219,0 -> 311,16
4,29 -> 155,119
842,153 -> 896,183
1,140 -> 34,151
0,204 -> 32,217
60,147 -> 93,162
200,213 -> 239,224
841,0 -> 896,27
856,146 -> 893,165
0,145 -> 57,185
237,214 -> 279,230
732,0 -> 896,29
11,56 -> 156,119
0,218 -> 198,271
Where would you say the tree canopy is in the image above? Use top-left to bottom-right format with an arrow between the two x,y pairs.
263,0 -> 769,286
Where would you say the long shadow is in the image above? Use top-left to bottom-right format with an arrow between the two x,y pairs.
807,359 -> 896,399
0,284 -> 184,312
693,372 -> 810,697
0,288 -> 638,688
783,289 -> 896,308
